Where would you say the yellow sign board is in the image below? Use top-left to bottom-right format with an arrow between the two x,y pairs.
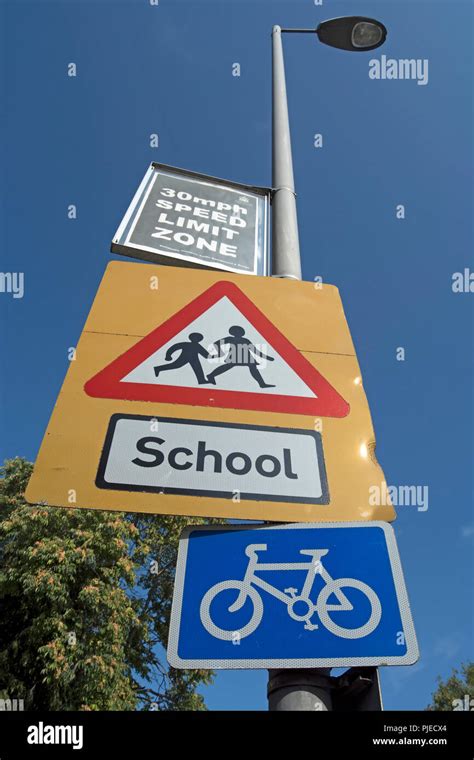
26,261 -> 395,522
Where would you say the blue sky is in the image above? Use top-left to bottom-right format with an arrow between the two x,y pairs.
1,0 -> 472,710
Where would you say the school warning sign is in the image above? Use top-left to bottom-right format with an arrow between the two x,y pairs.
112,163 -> 270,275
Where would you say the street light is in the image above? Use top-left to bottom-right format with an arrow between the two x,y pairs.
269,16 -> 388,709
316,16 -> 387,52
280,16 -> 388,52
272,16 -> 387,280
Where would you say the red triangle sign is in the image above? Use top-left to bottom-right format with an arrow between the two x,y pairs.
85,281 -> 349,418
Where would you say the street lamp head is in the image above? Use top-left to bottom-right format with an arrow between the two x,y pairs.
316,16 -> 387,52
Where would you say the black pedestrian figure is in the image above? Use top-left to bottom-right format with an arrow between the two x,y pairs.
154,333 -> 210,385
205,325 -> 275,388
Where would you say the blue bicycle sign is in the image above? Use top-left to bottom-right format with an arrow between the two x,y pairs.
168,522 -> 419,670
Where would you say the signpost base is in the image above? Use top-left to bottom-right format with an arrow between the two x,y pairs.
267,669 -> 333,711
267,668 -> 383,711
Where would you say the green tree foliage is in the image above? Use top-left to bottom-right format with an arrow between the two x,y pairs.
0,457 -> 215,710
426,663 -> 474,711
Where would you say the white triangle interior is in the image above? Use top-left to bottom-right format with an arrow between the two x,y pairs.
121,296 -> 317,398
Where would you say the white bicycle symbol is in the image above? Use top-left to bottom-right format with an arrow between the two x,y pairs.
200,544 -> 382,641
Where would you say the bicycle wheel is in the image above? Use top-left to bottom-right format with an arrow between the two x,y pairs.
317,578 -> 382,639
200,581 -> 264,641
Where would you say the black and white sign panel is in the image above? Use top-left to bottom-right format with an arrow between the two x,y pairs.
112,163 -> 270,275
96,414 -> 329,504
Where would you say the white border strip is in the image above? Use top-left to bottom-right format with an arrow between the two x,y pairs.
112,163 -> 156,243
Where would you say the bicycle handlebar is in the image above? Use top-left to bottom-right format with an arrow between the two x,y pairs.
245,543 -> 268,558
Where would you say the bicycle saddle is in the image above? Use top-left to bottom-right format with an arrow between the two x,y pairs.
299,549 -> 329,558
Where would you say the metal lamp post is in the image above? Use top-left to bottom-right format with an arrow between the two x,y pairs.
269,16 -> 387,711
